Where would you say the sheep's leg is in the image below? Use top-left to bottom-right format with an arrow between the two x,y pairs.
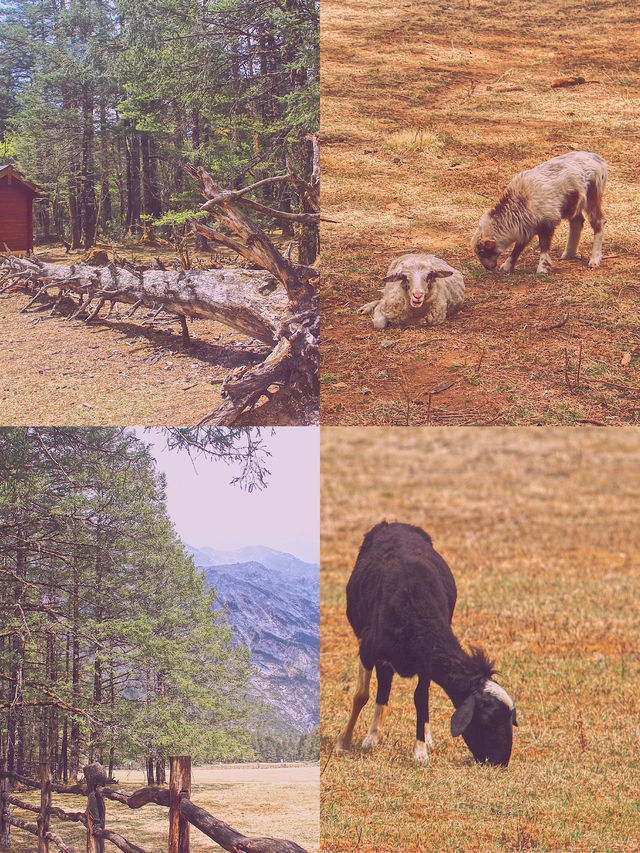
413,675 -> 432,763
362,662 -> 394,750
536,224 -> 555,274
372,303 -> 389,329
359,300 -> 379,316
336,661 -> 371,753
587,203 -> 605,269
499,242 -> 526,274
561,213 -> 584,260
425,293 -> 448,325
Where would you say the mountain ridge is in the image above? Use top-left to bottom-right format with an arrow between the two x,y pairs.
186,545 -> 319,733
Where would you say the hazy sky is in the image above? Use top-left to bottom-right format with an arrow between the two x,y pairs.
139,428 -> 320,563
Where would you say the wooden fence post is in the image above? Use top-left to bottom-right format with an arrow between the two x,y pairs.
38,761 -> 51,853
169,756 -> 190,853
0,759 -> 10,848
84,763 -> 107,853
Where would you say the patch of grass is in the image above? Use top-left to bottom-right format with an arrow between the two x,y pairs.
321,428 -> 640,852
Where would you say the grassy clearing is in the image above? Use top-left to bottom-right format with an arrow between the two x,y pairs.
321,428 -> 640,851
320,0 -> 640,424
6,763 -> 319,853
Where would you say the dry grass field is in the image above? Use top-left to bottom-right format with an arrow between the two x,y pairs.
320,0 -> 640,425
7,763 -> 319,852
321,428 -> 640,851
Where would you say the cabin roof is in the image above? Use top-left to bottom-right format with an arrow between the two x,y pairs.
0,164 -> 45,197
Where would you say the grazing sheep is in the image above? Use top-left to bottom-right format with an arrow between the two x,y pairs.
359,253 -> 465,329
336,522 -> 517,766
471,151 -> 607,274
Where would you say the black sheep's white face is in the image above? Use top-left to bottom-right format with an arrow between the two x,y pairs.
450,682 -> 517,767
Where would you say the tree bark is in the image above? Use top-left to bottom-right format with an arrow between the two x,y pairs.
141,135 -> 162,219
2,259 -> 288,345
80,82 -> 97,249
125,124 -> 141,234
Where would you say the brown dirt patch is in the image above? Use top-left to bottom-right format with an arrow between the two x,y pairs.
320,0 -> 640,425
1,243 -> 305,425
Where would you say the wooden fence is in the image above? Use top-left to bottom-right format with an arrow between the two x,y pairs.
0,757 -> 308,853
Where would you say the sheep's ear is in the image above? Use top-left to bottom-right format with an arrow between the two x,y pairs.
383,272 -> 405,283
483,239 -> 496,250
450,695 -> 476,737
432,270 -> 454,279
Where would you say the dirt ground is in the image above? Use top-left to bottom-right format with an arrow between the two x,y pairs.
0,243 -> 306,426
320,0 -> 640,425
7,762 -> 319,852
321,428 -> 640,851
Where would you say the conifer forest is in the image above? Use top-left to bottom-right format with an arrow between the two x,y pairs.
0,0 -> 319,249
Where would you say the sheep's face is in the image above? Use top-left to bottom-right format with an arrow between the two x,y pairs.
450,684 -> 517,767
385,269 -> 453,310
474,237 -> 500,270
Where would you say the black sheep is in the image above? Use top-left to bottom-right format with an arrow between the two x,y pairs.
336,521 -> 517,766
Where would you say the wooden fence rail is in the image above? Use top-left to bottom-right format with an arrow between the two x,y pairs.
0,757 -> 308,853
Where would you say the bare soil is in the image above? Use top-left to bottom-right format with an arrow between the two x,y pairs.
6,762 -> 319,852
320,0 -> 640,425
0,243 -> 305,425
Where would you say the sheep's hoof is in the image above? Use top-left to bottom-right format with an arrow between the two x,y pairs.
413,741 -> 429,763
362,733 -> 379,750
499,262 -> 513,274
335,737 -> 350,754
588,257 -> 601,269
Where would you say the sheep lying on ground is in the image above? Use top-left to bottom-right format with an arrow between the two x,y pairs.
471,151 -> 608,274
359,253 -> 465,329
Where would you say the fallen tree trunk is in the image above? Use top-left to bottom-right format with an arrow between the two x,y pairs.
0,258 -> 288,345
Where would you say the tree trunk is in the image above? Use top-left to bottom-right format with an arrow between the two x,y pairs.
141,135 -> 162,219
68,176 -> 82,250
80,83 -> 97,249
70,565 -> 81,782
146,755 -> 154,786
3,259 -> 288,344
99,102 -> 113,230
126,124 -> 141,234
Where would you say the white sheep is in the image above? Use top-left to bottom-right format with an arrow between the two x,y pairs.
471,151 -> 608,274
359,253 -> 465,329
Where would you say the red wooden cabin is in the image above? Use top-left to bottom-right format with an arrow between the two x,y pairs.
0,164 -> 44,253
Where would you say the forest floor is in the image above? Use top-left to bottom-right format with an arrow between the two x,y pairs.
0,240 -> 306,426
7,762 -> 319,852
320,427 -> 640,852
320,0 -> 640,425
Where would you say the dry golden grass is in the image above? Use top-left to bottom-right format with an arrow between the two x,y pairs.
7,763 -> 319,852
320,0 -> 640,425
321,428 -> 640,851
